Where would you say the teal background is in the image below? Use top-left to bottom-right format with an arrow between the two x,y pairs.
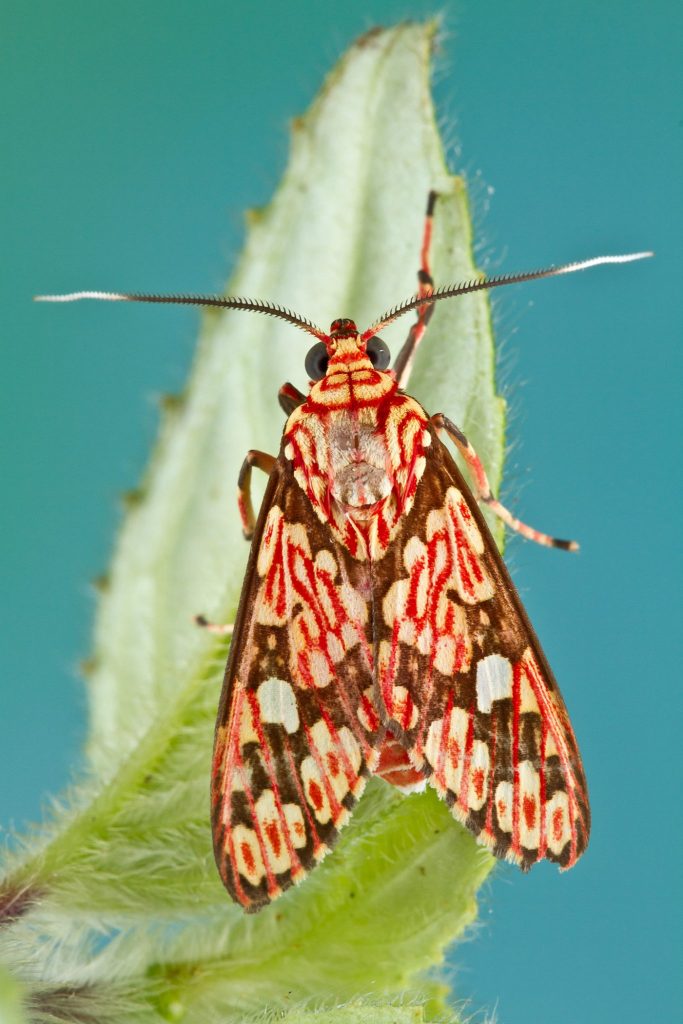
2,2 -> 680,1022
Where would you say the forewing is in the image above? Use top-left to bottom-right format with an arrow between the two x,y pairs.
212,457 -> 382,911
373,429 -> 590,869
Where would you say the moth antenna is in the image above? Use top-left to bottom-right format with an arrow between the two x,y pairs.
34,290 -> 327,340
362,251 -> 654,340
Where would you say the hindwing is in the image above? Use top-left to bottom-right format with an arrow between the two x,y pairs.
211,458 -> 382,911
373,427 -> 590,869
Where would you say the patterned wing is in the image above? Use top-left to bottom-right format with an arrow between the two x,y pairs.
373,427 -> 590,869
212,457 -> 383,911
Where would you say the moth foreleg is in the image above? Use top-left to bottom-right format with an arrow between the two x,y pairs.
238,450 -> 277,540
194,615 -> 234,636
392,190 -> 438,389
432,412 -> 579,551
278,382 -> 306,416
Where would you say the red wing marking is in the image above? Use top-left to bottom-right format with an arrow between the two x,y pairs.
212,460 -> 384,911
372,430 -> 590,870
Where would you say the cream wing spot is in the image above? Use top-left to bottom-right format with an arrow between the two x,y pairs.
306,648 -> 333,688
433,633 -> 457,675
338,726 -> 362,774
424,706 -> 469,794
495,780 -> 514,833
237,693 -> 260,747
424,717 -> 444,769
476,654 -> 513,713
389,685 -> 419,730
307,719 -> 361,803
256,506 -> 283,577
519,668 -> 539,713
443,706 -> 469,793
254,790 -> 290,875
518,760 -> 541,851
231,825 -> 266,886
301,756 -> 332,824
284,803 -> 307,850
545,791 -> 572,855
468,739 -> 490,811
326,630 -> 344,663
257,677 -> 300,734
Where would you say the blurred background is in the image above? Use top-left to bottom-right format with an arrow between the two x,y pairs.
2,2 -> 680,1022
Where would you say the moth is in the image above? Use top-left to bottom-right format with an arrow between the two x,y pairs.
37,194 -> 650,912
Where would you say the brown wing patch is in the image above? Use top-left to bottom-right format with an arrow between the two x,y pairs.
372,429 -> 590,869
212,459 -> 383,911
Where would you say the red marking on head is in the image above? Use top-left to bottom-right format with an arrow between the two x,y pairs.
523,794 -> 537,830
327,751 -> 340,776
552,807 -> 564,842
308,779 -> 323,811
264,820 -> 282,857
329,318 -> 358,339
472,768 -> 485,800
241,842 -> 256,875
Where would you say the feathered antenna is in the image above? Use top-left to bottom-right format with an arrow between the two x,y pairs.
362,252 -> 653,341
36,251 -> 652,344
34,291 -> 327,340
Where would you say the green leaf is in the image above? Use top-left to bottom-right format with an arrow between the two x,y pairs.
1,21 -> 503,1023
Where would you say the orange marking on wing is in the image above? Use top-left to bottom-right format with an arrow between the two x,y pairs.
552,807 -> 564,843
308,778 -> 323,812
538,708 -> 548,858
485,714 -> 497,835
520,652 -> 583,864
246,691 -> 302,887
264,820 -> 282,858
241,842 -> 256,876
511,662 -> 522,856
458,701 -> 476,809
435,690 -> 454,790
279,726 -> 325,858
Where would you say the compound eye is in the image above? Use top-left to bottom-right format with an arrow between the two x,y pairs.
305,341 -> 329,381
366,336 -> 391,370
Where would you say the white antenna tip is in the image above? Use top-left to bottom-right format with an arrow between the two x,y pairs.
34,291 -> 129,303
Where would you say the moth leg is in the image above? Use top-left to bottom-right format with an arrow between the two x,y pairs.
194,615 -> 234,636
432,412 -> 579,551
238,450 -> 277,540
278,381 -> 306,416
392,190 -> 438,389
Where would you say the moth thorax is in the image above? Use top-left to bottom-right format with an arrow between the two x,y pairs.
328,412 -> 392,509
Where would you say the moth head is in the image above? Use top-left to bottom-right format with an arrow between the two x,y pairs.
304,320 -> 392,381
